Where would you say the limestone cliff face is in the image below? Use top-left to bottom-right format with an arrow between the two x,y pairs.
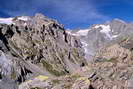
0,13 -> 86,89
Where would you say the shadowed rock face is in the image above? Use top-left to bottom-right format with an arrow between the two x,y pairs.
0,13 -> 86,89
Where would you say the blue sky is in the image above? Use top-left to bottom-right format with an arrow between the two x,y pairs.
0,0 -> 133,29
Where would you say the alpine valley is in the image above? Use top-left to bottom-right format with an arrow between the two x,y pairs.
0,13 -> 133,89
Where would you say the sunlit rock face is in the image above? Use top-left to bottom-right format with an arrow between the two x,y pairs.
0,13 -> 86,89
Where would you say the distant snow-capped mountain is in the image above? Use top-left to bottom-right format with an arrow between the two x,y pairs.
66,19 -> 133,61
0,16 -> 31,25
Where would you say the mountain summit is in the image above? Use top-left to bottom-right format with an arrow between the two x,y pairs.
0,13 -> 87,89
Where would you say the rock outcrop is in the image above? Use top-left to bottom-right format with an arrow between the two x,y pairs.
19,36 -> 133,89
88,36 -> 133,89
0,13 -> 86,89
1,13 -> 133,89
65,19 -> 133,89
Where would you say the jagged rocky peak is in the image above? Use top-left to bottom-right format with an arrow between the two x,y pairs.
0,13 -> 87,89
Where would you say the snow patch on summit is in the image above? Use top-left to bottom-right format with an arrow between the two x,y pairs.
99,25 -> 111,38
0,18 -> 14,24
0,16 -> 30,25
95,25 -> 118,40
76,29 -> 89,36
17,16 -> 29,21
66,29 -> 89,36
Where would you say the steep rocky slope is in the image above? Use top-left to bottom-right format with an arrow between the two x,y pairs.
89,36 -> 133,89
0,13 -> 87,89
19,36 -> 133,89
1,13 -> 133,89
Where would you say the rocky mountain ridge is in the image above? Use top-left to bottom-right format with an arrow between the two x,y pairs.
67,19 -> 133,61
0,14 -> 133,89
0,13 -> 87,89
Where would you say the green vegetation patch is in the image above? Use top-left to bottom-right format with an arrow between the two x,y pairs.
52,79 -> 60,84
105,57 -> 118,63
11,69 -> 17,80
41,60 -> 66,76
30,87 -> 42,89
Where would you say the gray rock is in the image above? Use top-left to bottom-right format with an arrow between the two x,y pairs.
0,13 -> 86,88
